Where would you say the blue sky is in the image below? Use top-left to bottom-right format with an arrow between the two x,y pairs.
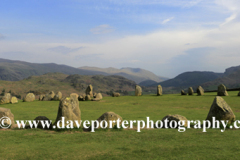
0,0 -> 240,78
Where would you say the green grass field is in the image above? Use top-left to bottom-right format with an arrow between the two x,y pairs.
1,91 -> 240,159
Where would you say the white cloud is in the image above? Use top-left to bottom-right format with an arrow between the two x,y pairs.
90,24 -> 115,34
162,17 -> 174,24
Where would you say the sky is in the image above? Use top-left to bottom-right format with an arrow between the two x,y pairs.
0,0 -> 240,78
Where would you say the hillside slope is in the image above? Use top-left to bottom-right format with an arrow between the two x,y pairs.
153,71 -> 223,88
201,65 -> 240,90
0,73 -> 136,98
0,58 -> 108,81
79,66 -> 167,83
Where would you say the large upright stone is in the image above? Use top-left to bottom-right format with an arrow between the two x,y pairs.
238,91 -> 240,96
0,93 -> 12,104
85,85 -> 93,97
23,93 -> 35,102
10,96 -> 18,104
54,97 -> 81,127
188,87 -> 194,95
135,85 -> 142,96
0,107 -> 15,128
206,96 -> 235,124
53,91 -> 62,101
157,85 -> 162,96
197,86 -> 204,96
217,84 -> 228,96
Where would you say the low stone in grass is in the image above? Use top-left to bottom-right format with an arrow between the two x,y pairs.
23,93 -> 35,102
96,93 -> 103,100
217,84 -> 228,96
0,107 -> 16,129
78,94 -> 86,101
206,96 -> 235,124
54,96 -> 81,127
157,85 -> 162,96
181,90 -> 187,95
43,94 -> 53,101
159,114 -> 188,128
93,112 -> 123,129
112,92 -> 120,97
34,116 -> 53,129
10,96 -> 18,104
188,87 -> 194,95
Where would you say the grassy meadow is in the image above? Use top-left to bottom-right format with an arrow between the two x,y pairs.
1,91 -> 240,159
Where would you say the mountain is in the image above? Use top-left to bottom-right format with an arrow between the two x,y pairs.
139,80 -> 158,87
151,71 -> 223,88
0,58 -> 108,81
78,66 -> 167,84
0,73 -> 136,98
201,65 -> 240,90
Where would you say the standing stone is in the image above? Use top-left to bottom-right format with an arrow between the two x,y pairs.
70,93 -> 79,101
238,91 -> 240,96
53,91 -> 62,101
197,86 -> 204,96
0,93 -> 12,104
39,95 -> 45,101
49,91 -> 55,99
0,107 -> 15,128
188,87 -> 194,95
85,95 -> 92,101
10,96 -> 18,104
181,90 -> 187,95
23,93 -> 35,102
54,96 -> 81,127
157,85 -> 163,96
112,92 -> 120,97
85,85 -> 93,97
135,85 -> 142,96
217,84 -> 228,96
93,92 -> 97,98
206,96 -> 235,124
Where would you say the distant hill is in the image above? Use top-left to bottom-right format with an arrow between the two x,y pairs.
79,66 -> 167,84
201,65 -> 240,90
0,58 -> 110,81
0,73 -> 136,98
139,80 -> 158,87
152,71 -> 223,88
